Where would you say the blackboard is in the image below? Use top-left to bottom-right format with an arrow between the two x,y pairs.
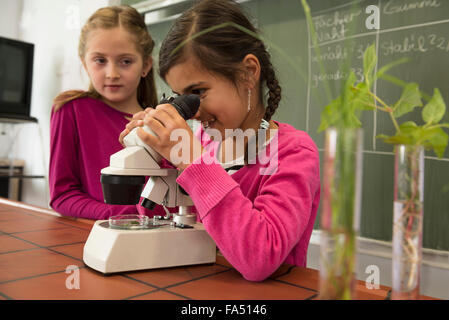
287,0 -> 449,251
131,0 -> 449,251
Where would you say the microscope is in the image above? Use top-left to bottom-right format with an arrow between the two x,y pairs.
83,95 -> 216,274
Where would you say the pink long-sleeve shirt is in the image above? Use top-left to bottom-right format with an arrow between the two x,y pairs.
177,122 -> 321,281
49,97 -> 168,219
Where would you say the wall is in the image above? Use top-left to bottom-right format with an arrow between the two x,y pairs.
0,1 -> 24,159
0,0 -> 22,39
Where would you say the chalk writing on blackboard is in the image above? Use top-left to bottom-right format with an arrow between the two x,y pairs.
382,0 -> 442,15
312,68 -> 364,88
381,33 -> 449,56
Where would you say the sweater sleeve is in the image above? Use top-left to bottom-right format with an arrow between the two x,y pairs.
48,106 -> 138,220
176,145 -> 320,281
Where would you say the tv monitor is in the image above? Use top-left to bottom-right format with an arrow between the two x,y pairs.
0,36 -> 35,122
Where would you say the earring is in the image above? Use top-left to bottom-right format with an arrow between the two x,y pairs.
247,88 -> 251,112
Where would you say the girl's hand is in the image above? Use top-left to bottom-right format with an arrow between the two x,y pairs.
119,110 -> 147,147
136,103 -> 203,171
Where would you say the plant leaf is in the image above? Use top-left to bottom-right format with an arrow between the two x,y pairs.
393,83 -> 422,118
318,97 -> 341,132
376,134 -> 390,140
342,71 -> 360,128
399,121 -> 418,133
422,88 -> 446,125
376,133 -> 412,145
363,43 -> 377,88
420,126 -> 449,158
342,71 -> 356,105
376,57 -> 409,79
352,82 -> 375,110
399,121 -> 418,130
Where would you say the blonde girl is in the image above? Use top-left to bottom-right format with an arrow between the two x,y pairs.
49,5 -> 163,219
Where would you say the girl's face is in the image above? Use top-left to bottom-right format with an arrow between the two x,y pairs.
165,57 -> 254,139
83,27 -> 152,109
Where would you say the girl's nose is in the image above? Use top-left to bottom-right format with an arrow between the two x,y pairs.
106,65 -> 120,79
192,107 -> 209,121
192,109 -> 201,120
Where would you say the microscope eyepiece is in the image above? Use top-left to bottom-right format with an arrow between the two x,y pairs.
160,94 -> 200,120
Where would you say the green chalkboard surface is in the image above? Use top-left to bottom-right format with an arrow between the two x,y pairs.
284,0 -> 449,252
133,0 -> 449,251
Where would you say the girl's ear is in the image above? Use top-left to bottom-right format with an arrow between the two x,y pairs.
142,56 -> 153,77
81,59 -> 91,78
242,54 -> 261,88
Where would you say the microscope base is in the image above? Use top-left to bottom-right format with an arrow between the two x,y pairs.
83,220 -> 216,274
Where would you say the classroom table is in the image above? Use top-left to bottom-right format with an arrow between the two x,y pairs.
0,198 -> 437,300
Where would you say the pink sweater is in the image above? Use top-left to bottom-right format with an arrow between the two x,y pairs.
49,97 -> 168,219
177,122 -> 321,281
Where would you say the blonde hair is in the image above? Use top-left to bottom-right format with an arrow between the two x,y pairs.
53,5 -> 158,111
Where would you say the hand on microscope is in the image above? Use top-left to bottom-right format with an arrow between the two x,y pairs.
118,109 -> 146,147
119,102 -> 204,172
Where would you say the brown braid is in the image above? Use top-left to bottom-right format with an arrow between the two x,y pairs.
263,60 -> 282,121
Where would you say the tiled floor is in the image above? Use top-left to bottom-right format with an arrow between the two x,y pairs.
1,267 -> 154,300
0,199 -> 438,300
0,234 -> 38,253
167,269 -> 317,300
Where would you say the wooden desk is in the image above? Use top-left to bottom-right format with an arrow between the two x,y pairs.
0,198 -> 436,300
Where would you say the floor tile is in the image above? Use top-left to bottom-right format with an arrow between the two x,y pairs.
269,264 -> 296,279
13,228 -> 90,247
0,234 -> 38,254
168,269 -> 316,300
0,248 -> 79,283
419,295 -> 440,300
0,204 -> 93,231
275,267 -> 319,291
126,263 -> 228,288
130,289 -> 187,300
215,253 -> 233,268
0,210 -> 31,222
0,267 -> 153,300
354,280 -> 390,300
54,217 -> 95,230
0,215 -> 70,234
50,243 -> 85,261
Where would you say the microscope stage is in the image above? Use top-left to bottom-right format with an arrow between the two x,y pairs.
83,220 -> 216,274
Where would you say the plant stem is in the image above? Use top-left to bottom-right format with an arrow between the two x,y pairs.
393,146 -> 422,298
353,86 -> 402,133
388,110 -> 401,133
301,0 -> 333,105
